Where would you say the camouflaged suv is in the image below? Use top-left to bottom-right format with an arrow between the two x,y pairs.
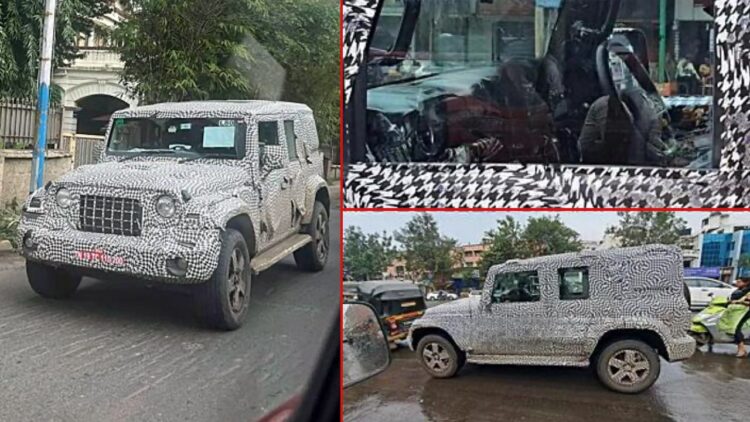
408,245 -> 696,393
18,101 -> 331,330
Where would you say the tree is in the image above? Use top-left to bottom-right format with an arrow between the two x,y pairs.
344,226 -> 396,281
114,0 -> 259,103
113,0 -> 339,144
523,216 -> 583,257
606,212 -> 688,247
479,216 -> 525,276
479,216 -> 582,275
394,213 -> 458,286
0,0 -> 111,99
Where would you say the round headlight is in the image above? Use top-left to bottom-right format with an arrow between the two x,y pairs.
156,195 -> 176,218
56,188 -> 72,208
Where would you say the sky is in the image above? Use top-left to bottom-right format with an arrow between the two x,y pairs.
343,211 -> 716,244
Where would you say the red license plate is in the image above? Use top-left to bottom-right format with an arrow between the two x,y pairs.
75,250 -> 126,266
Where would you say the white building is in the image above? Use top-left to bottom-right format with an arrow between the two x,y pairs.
53,3 -> 136,137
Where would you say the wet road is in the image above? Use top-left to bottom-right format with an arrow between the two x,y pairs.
0,207 -> 339,422
345,344 -> 749,422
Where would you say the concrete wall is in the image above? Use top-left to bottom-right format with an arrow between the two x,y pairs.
0,150 -> 73,207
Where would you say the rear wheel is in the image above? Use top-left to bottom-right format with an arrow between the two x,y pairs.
26,261 -> 81,299
595,339 -> 660,394
416,334 -> 465,379
294,201 -> 329,271
194,229 -> 251,331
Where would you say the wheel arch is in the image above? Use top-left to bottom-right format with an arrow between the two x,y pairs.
410,326 -> 464,352
225,214 -> 257,256
591,329 -> 669,361
302,177 -> 329,225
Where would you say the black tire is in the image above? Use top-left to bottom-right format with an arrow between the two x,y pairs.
595,339 -> 661,394
26,261 -> 81,299
416,334 -> 465,379
294,201 -> 329,271
194,229 -> 251,331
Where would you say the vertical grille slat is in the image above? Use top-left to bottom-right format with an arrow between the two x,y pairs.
78,195 -> 142,236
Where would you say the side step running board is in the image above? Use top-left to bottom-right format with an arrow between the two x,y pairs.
250,234 -> 313,274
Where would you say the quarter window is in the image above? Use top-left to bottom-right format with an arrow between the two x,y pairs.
559,267 -> 590,300
284,121 -> 298,161
492,271 -> 540,303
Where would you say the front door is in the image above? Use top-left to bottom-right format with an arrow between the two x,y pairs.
473,270 -> 547,356
258,119 -> 294,244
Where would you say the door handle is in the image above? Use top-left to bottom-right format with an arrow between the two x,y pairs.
280,176 -> 291,190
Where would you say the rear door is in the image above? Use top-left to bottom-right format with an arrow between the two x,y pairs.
282,119 -> 305,228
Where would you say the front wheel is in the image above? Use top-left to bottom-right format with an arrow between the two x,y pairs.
26,261 -> 82,299
194,229 -> 251,331
595,339 -> 660,394
416,335 -> 465,379
294,201 -> 329,271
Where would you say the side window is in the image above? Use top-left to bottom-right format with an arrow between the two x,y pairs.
559,267 -> 589,300
258,121 -> 280,146
684,278 -> 700,288
284,120 -> 298,161
491,271 -> 539,303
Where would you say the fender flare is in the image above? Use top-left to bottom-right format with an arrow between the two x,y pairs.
302,176 -> 330,225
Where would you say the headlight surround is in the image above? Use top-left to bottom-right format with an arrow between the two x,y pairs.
156,195 -> 176,218
56,188 -> 72,208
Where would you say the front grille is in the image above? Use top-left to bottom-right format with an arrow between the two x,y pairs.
78,195 -> 143,236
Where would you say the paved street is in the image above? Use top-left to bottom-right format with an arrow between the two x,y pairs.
0,207 -> 340,422
345,344 -> 749,422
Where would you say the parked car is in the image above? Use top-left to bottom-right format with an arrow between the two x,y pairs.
426,290 -> 458,301
18,101 -> 331,330
468,289 -> 482,297
408,245 -> 696,394
349,281 -> 426,344
684,277 -> 734,309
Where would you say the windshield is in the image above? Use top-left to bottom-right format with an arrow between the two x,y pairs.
107,117 -> 246,159
381,296 -> 426,317
364,0 -> 718,169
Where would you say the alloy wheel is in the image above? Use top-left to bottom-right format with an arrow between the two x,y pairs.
422,342 -> 451,373
607,349 -> 650,386
227,247 -> 248,315
315,212 -> 329,261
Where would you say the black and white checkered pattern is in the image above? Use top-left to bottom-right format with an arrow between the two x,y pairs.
18,101 -> 328,283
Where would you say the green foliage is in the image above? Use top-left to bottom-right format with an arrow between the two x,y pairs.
114,0 -> 339,144
0,0 -> 110,99
394,213 -> 458,286
344,226 -> 396,281
0,200 -> 20,248
480,216 -> 582,276
605,212 -> 688,247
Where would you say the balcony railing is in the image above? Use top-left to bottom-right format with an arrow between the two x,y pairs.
70,48 -> 124,70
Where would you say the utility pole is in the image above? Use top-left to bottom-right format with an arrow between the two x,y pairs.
658,0 -> 667,83
29,0 -> 57,194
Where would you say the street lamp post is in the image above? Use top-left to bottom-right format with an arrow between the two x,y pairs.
29,0 -> 57,194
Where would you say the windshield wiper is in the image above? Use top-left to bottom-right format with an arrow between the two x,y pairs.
178,153 -> 235,164
117,149 -> 178,163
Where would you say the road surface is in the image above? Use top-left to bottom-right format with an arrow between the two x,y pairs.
0,208 -> 340,422
345,345 -> 749,422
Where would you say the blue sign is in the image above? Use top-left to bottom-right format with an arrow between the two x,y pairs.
536,0 -> 562,7
684,267 -> 721,278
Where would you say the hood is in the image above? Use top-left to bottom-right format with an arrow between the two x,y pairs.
422,296 -> 479,318
57,160 -> 248,196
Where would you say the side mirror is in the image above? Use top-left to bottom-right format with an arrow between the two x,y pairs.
261,145 -> 286,175
343,302 -> 390,388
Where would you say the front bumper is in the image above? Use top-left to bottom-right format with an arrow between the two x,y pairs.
19,225 -> 222,284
